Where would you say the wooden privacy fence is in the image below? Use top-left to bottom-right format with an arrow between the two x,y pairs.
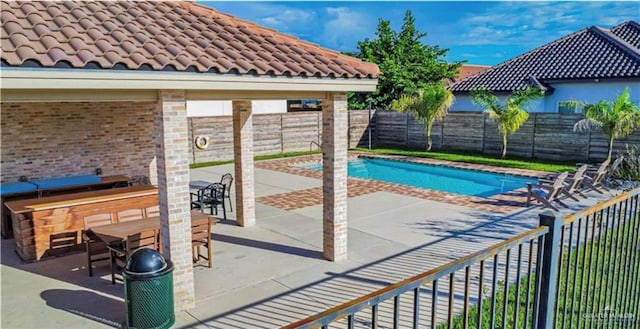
282,188 -> 640,329
374,110 -> 640,162
187,110 -> 639,164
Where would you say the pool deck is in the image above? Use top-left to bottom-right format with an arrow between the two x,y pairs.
0,154 -> 619,328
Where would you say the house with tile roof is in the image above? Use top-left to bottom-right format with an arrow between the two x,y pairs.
449,21 -> 640,112
1,0 -> 378,311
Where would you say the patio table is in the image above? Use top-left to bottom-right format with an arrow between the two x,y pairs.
89,210 -> 215,246
189,180 -> 213,191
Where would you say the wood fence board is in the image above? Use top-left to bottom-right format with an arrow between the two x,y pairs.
349,111 -> 374,148
282,112 -> 320,152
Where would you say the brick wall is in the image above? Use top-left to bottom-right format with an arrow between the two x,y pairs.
1,102 -> 156,182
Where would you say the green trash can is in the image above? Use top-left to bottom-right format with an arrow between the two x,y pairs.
123,248 -> 175,329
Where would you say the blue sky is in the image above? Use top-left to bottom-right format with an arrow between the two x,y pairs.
201,1 -> 639,66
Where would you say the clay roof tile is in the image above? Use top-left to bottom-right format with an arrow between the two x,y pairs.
68,36 -> 88,51
15,45 -> 38,62
46,47 -> 67,64
143,42 -> 161,56
93,11 -> 110,22
3,20 -> 22,35
59,25 -> 77,39
128,52 -> 147,66
76,49 -> 96,63
95,38 -> 114,53
40,34 -> 59,50
103,50 -> 121,65
20,2 -> 40,16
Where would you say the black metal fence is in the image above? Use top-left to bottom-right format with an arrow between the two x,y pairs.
282,188 -> 640,329
552,189 -> 640,329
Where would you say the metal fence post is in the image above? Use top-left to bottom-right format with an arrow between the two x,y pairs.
537,211 -> 563,328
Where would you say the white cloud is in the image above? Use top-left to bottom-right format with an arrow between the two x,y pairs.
260,9 -> 315,31
456,1 -> 639,47
320,7 -> 375,50
207,3 -> 318,35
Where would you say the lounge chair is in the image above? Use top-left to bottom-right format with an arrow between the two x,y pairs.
527,172 -> 569,211
583,159 -> 611,193
562,164 -> 589,199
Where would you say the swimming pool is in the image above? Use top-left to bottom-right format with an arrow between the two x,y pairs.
306,158 -> 536,197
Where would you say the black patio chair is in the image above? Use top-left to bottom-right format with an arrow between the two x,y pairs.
190,183 -> 227,220
219,173 -> 233,212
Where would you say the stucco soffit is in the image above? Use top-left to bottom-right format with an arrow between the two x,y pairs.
0,69 -> 378,92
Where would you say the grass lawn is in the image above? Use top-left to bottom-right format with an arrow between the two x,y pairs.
189,150 -> 321,169
438,216 -> 639,328
190,147 -> 575,173
355,147 -> 577,173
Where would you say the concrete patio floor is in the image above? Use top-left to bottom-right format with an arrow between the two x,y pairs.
0,159 -> 620,328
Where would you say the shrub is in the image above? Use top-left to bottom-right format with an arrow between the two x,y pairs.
615,145 -> 640,181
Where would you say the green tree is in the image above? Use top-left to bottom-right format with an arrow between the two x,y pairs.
472,87 -> 543,159
573,87 -> 640,161
349,10 -> 462,109
391,83 -> 454,151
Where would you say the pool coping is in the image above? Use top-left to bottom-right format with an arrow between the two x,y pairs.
255,152 -> 554,214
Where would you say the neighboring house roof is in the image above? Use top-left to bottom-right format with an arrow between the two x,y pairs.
455,64 -> 490,81
0,1 -> 379,79
449,21 -> 640,93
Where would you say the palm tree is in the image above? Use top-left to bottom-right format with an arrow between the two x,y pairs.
472,86 -> 542,159
391,83 -> 454,151
574,87 -> 640,162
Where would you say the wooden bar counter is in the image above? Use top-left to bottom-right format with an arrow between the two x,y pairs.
5,186 -> 158,262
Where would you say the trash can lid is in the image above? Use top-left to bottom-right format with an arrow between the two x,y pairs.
125,248 -> 168,274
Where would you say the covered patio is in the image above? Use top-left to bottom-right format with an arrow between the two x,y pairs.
1,1 -> 378,312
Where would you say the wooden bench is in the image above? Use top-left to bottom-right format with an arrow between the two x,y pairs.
5,185 -> 158,262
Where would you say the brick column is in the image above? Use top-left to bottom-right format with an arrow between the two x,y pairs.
155,90 -> 194,310
232,100 -> 256,227
322,92 -> 348,261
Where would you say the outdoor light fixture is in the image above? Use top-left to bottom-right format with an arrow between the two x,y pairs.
95,168 -> 102,175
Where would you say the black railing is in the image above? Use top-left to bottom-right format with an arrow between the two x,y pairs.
282,188 -> 640,329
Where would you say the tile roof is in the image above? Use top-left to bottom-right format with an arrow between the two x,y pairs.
449,21 -> 640,93
455,64 -> 489,80
0,1 -> 379,79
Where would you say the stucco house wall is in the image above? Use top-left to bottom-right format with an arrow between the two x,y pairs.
187,100 -> 287,117
450,81 -> 639,112
544,81 -> 640,111
451,95 -> 545,112
0,102 -> 156,182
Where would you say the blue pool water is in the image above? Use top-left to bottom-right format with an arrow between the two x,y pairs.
307,158 -> 536,197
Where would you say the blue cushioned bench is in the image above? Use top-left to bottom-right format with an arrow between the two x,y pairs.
0,182 -> 38,196
30,175 -> 102,190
